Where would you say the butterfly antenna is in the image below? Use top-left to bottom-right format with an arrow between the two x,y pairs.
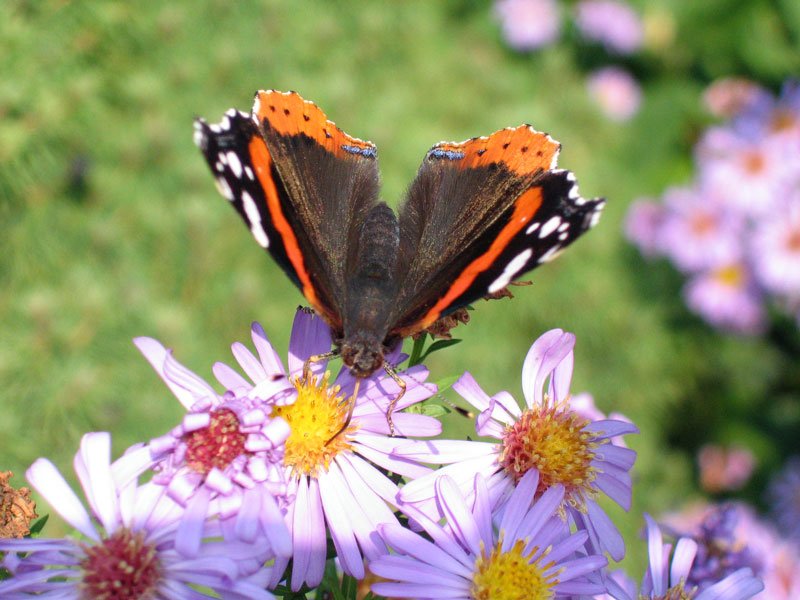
383,362 -> 407,437
326,378 -> 359,446
303,349 -> 340,380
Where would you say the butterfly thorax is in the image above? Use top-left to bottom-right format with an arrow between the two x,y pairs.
339,203 -> 400,378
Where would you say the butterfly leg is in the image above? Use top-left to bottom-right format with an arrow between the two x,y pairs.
303,349 -> 340,380
326,378 -> 360,446
383,362 -> 406,437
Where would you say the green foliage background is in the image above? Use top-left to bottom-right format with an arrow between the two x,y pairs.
2,0 -> 799,576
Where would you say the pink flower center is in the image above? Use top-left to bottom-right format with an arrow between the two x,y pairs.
500,403 -> 599,509
80,529 -> 161,599
183,408 -> 248,474
742,150 -> 766,174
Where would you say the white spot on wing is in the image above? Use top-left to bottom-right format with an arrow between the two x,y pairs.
526,222 -> 540,235
215,177 -> 234,200
241,191 -> 269,248
488,249 -> 533,293
244,166 -> 254,180
539,216 -> 561,238
226,151 -> 243,178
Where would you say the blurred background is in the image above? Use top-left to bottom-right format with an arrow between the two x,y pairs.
2,0 -> 799,589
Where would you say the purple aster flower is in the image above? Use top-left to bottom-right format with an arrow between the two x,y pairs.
601,514 -> 764,600
735,80 -> 800,141
0,432 -> 275,599
215,308 -> 439,591
575,0 -> 644,54
494,0 -> 562,51
751,200 -> 800,298
371,471 -> 608,598
586,67 -> 642,122
696,125 -> 800,218
767,456 -> 800,544
683,262 -> 766,334
395,328 -> 638,562
663,502 -> 799,599
657,185 -> 745,273
123,336 -> 292,561
624,198 -> 668,258
703,77 -> 772,119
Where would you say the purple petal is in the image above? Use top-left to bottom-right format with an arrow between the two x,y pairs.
550,345 -> 574,402
499,469 -> 540,540
586,499 -> 625,561
213,361 -> 251,392
175,486 -> 211,557
391,439 -> 497,464
594,471 -> 632,510
318,468 -> 364,579
259,492 -> 292,558
521,329 -> 575,408
670,537 -> 697,587
288,308 -> 332,377
353,438 -> 432,480
371,582 -> 467,598
250,321 -> 285,375
695,568 -> 764,600
584,419 -> 640,438
112,445 -> 154,488
378,524 -> 473,577
471,476 -> 493,549
645,514 -> 667,595
340,453 -> 403,507
595,444 -> 637,469
369,555 -> 467,587
134,337 -> 211,409
435,476 -> 482,557
556,555 -> 608,581
231,341 -> 267,384
26,458 -> 98,541
74,432 -> 119,535
452,372 -> 491,413
399,454 -> 500,504
357,412 -> 441,437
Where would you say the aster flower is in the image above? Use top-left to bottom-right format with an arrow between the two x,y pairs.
574,0 -> 643,54
586,67 -> 642,122
751,201 -> 800,298
683,262 -> 766,335
624,198 -> 667,257
494,0 -> 562,51
657,185 -> 744,274
703,78 -> 771,119
396,328 -> 638,562
767,456 -> 800,544
121,336 -> 292,561
371,471 -> 608,598
0,432 -> 275,599
215,308 -> 440,591
600,514 -> 764,600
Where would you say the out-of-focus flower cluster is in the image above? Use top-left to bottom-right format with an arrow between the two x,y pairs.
0,315 -> 766,598
494,0 -> 645,121
626,81 -> 800,334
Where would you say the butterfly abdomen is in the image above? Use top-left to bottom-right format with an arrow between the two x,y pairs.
339,203 -> 400,377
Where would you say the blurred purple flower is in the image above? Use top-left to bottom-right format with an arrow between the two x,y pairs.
495,0 -> 561,51
751,201 -> 800,298
697,126 -> 800,217
697,444 -> 756,493
624,198 -> 667,257
601,514 -> 763,600
587,66 -> 642,122
664,502 -> 800,600
658,186 -> 744,273
575,0 -> 643,54
216,309 -> 439,591
0,433 -> 275,599
127,336 -> 292,561
684,262 -> 766,335
704,77 -> 771,119
767,456 -> 800,544
371,472 -> 607,598
395,329 -> 638,562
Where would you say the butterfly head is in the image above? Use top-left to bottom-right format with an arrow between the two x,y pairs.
340,333 -> 385,379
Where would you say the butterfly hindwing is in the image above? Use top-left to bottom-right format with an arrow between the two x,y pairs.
390,126 -> 604,336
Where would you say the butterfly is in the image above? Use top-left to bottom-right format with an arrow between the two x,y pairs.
194,90 -> 604,430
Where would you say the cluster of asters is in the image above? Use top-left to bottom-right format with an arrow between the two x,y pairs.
494,0 -> 643,121
0,309 -> 764,598
626,80 -> 800,334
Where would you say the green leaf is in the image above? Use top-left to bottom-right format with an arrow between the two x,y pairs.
419,338 -> 462,362
28,514 -> 49,536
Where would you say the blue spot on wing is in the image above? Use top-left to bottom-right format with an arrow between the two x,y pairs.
428,148 -> 465,161
341,144 -> 377,158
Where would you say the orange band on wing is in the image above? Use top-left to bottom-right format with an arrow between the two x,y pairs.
248,135 -> 325,315
399,186 -> 544,335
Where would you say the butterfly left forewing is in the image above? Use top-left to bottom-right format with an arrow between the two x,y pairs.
390,127 -> 604,337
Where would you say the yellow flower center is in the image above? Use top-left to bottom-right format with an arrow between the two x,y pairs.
273,372 -> 356,477
471,539 -> 557,600
713,264 -> 744,288
499,399 -> 601,511
649,582 -> 696,600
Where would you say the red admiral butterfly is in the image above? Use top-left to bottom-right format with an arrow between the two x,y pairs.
194,90 -> 604,427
